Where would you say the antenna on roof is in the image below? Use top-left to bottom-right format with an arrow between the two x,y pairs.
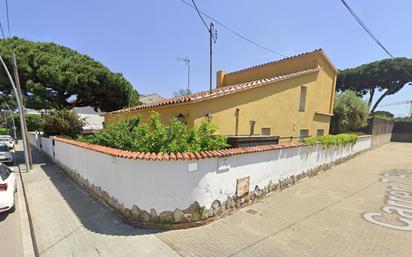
177,56 -> 191,91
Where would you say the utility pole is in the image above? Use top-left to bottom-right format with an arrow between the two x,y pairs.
189,0 -> 217,93
209,22 -> 217,92
12,53 -> 32,169
0,55 -> 30,172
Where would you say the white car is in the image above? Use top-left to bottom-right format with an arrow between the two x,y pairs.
0,163 -> 16,213
0,135 -> 14,149
0,144 -> 13,164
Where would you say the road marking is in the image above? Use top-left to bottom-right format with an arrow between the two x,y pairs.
363,169 -> 412,231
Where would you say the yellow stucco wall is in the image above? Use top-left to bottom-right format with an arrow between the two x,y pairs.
191,71 -> 333,140
219,51 -> 336,87
104,51 -> 337,142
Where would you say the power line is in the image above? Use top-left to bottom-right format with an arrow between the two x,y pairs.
0,18 -> 5,39
187,0 -> 217,92
190,0 -> 209,32
340,0 -> 394,58
180,0 -> 287,58
5,0 -> 10,36
340,0 -> 412,113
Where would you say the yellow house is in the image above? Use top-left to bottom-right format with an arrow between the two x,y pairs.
104,49 -> 337,142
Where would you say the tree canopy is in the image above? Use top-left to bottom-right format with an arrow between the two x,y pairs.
337,58 -> 412,113
43,109 -> 85,138
0,37 -> 140,112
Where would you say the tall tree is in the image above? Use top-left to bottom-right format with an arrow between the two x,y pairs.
0,37 -> 140,112
337,58 -> 412,113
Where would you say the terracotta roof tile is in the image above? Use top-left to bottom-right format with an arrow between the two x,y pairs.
52,137 -> 314,162
199,151 -> 208,158
105,67 -> 320,115
137,152 -> 145,160
156,153 -> 163,160
149,153 -> 157,160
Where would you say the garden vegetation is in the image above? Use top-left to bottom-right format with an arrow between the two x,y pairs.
43,109 -> 85,138
301,133 -> 358,148
330,91 -> 369,134
77,112 -> 229,153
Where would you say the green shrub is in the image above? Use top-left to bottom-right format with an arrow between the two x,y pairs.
78,117 -> 140,151
0,127 -> 9,135
43,109 -> 84,138
370,111 -> 394,120
301,134 -> 358,148
5,114 -> 44,136
78,111 -> 228,153
330,91 -> 369,133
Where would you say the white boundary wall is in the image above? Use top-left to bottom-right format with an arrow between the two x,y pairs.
29,134 -> 372,212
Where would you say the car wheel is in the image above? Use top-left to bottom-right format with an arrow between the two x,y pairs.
9,204 -> 15,213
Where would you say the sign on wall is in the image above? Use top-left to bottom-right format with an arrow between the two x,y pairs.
236,176 -> 250,197
218,157 -> 231,171
187,162 -> 198,173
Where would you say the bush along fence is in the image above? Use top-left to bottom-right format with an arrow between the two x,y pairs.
28,133 -> 372,229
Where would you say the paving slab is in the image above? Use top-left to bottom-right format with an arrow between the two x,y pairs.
157,143 -> 412,257
21,148 -> 180,257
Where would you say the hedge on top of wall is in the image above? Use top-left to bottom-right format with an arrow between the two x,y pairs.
301,134 -> 358,148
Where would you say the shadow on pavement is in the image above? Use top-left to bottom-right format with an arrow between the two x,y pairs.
0,212 -> 10,222
16,148 -> 160,237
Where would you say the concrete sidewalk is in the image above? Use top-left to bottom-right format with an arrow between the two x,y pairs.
20,148 -> 180,257
157,142 -> 412,257
21,142 -> 412,257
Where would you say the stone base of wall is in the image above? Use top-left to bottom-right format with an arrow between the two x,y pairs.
47,148 -> 368,230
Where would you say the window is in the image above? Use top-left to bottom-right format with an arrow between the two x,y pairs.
317,129 -> 325,136
261,128 -> 271,136
0,165 -> 11,181
299,86 -> 307,112
249,120 -> 256,135
300,129 -> 309,138
176,113 -> 186,123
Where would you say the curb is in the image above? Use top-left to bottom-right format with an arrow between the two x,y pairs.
17,163 -> 39,257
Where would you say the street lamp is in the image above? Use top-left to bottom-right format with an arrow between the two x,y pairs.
0,55 -> 30,172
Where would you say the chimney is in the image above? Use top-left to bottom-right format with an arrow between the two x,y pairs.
216,70 -> 226,88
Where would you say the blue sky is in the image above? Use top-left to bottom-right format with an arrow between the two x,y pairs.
2,0 -> 412,116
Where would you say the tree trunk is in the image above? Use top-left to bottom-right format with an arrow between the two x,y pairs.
367,88 -> 375,108
370,89 -> 391,113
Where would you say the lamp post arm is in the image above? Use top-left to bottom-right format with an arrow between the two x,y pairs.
0,55 -> 30,171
